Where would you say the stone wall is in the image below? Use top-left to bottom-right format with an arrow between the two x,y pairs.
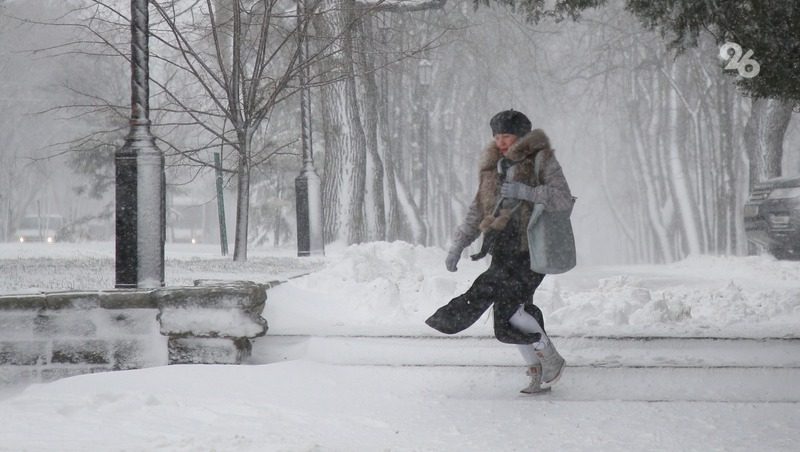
0,280 -> 274,384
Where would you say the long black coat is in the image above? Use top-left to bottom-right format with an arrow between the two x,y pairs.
426,218 -> 547,344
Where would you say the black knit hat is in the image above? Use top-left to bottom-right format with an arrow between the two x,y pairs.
490,110 -> 532,137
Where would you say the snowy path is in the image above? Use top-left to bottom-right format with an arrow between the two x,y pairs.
2,358 -> 798,452
254,335 -> 800,368
253,335 -> 800,403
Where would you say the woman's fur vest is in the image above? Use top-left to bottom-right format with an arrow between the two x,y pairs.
475,129 -> 553,254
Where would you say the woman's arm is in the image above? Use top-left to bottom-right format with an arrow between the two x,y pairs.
451,195 -> 483,250
501,155 -> 573,211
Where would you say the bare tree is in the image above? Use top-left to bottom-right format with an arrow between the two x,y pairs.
148,0 -> 313,260
42,0 -> 447,254
52,0 -> 346,260
542,5 -> 752,262
310,0 -> 446,245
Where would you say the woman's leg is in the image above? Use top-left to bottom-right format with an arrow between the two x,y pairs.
510,306 -> 565,385
492,257 -> 545,344
490,255 -> 550,393
511,307 -> 549,392
517,344 -> 546,394
516,343 -> 539,365
509,306 -> 549,347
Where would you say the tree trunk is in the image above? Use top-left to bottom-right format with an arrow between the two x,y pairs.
233,131 -> 250,261
314,0 -> 367,244
744,98 -> 794,189
379,42 -> 402,242
625,63 -> 676,263
354,17 -> 386,242
273,172 -> 283,247
715,76 -> 741,255
665,62 -> 703,256
416,84 -> 430,245
630,110 -> 675,263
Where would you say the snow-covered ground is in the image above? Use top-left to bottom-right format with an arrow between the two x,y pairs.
1,241 -> 799,451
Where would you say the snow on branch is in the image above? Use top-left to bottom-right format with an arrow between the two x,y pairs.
355,0 -> 447,12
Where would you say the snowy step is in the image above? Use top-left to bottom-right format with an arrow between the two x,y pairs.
252,335 -> 800,369
550,367 -> 800,403
341,365 -> 800,403
252,336 -> 800,403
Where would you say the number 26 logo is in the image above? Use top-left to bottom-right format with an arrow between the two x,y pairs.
719,42 -> 760,78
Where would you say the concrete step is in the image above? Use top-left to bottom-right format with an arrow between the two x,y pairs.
252,335 -> 800,369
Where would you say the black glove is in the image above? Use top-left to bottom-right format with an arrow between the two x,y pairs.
470,230 -> 496,261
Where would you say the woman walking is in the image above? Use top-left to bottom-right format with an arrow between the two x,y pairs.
426,110 -> 574,394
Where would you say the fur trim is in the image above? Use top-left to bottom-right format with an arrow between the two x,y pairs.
478,141 -> 503,172
476,131 -> 552,219
505,129 -> 551,162
473,129 -> 554,253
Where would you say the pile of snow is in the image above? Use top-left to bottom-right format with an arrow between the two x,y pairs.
268,242 -> 800,338
282,241 -> 482,329
544,255 -> 800,337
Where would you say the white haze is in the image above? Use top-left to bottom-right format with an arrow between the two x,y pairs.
3,1 -> 797,265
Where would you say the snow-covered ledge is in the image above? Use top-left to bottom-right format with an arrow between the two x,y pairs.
156,280 -> 270,365
0,280 -> 275,384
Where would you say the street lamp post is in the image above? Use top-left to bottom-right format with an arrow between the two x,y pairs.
295,0 -> 324,257
418,58 -> 433,246
115,0 -> 165,288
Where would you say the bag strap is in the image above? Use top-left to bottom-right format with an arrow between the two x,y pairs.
533,151 -> 543,186
492,157 -> 523,217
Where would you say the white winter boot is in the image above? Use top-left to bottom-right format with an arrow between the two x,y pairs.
535,340 -> 566,386
509,305 -> 565,388
519,363 -> 550,394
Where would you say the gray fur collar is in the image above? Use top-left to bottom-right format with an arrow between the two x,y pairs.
478,129 -> 552,172
506,129 -> 551,162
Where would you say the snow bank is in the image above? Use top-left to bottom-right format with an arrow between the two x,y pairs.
270,243 -> 800,337
288,241 -> 474,314
545,255 -> 800,337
